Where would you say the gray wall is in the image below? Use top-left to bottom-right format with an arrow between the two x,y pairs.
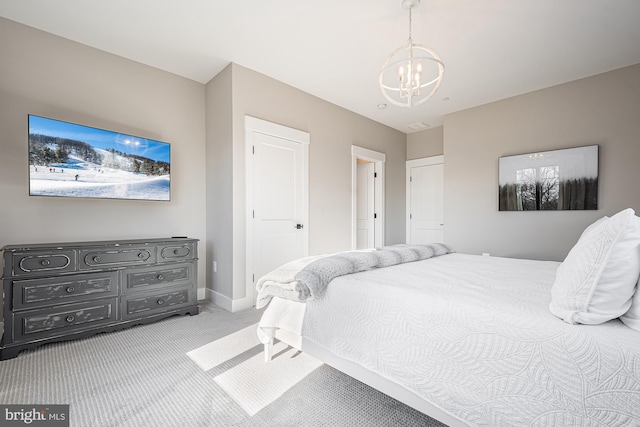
407,126 -> 444,159
204,65 -> 233,307
444,64 -> 640,261
0,19 -> 208,292
206,64 -> 407,303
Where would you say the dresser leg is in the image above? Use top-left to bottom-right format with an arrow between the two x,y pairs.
0,346 -> 21,361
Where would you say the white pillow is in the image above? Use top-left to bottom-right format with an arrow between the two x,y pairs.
620,278 -> 640,332
579,216 -> 608,239
549,208 -> 640,324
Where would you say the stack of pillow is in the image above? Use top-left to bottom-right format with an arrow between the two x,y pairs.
549,208 -> 640,331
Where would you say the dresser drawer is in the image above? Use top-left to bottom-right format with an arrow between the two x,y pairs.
13,298 -> 118,343
12,272 -> 118,310
122,287 -> 193,320
79,246 -> 156,269
157,242 -> 196,261
122,262 -> 194,294
10,250 -> 77,277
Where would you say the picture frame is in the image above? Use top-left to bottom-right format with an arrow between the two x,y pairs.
498,145 -> 598,211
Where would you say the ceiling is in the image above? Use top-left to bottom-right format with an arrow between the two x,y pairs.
1,0 -> 639,133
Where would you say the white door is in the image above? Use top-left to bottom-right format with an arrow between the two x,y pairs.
246,117 -> 309,303
356,161 -> 375,249
406,156 -> 444,244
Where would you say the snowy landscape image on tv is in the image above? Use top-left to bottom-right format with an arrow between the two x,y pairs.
28,115 -> 170,201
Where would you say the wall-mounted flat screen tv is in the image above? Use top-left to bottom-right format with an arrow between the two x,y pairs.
28,115 -> 171,201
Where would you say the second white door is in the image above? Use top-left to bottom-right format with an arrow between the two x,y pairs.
406,156 -> 444,244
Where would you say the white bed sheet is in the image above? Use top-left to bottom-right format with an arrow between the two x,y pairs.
259,253 -> 640,426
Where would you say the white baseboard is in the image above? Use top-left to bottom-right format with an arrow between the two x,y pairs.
205,288 -> 254,313
230,295 -> 255,312
197,287 -> 206,301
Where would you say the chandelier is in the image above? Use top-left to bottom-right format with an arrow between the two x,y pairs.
379,0 -> 444,108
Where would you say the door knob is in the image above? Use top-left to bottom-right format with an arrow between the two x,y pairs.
295,224 -> 304,229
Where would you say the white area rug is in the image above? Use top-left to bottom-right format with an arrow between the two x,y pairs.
187,323 -> 261,371
215,341 -> 322,416
188,322 -> 323,416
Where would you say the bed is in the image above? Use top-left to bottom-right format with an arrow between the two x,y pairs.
256,210 -> 640,427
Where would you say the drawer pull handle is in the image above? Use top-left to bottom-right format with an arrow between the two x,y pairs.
41,259 -> 51,266
66,286 -> 75,293
138,252 -> 146,259
173,249 -> 180,255
66,315 -> 75,323
93,256 -> 101,263
156,299 -> 165,305
157,274 -> 164,281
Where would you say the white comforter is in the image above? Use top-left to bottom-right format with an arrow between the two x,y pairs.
260,253 -> 640,426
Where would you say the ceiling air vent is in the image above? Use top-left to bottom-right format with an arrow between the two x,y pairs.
407,121 -> 430,131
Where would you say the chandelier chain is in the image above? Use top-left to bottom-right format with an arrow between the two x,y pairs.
408,5 -> 413,44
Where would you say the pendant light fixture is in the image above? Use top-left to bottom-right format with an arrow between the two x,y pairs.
379,0 -> 444,107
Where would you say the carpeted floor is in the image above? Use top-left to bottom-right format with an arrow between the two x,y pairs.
0,302 -> 446,427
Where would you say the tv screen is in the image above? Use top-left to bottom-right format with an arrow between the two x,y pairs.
28,115 -> 171,201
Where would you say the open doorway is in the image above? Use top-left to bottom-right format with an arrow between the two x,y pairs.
351,145 -> 385,249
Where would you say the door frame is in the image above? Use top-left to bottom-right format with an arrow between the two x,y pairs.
246,116 -> 310,306
351,145 -> 385,249
406,155 -> 444,243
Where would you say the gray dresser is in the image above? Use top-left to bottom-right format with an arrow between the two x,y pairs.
0,237 -> 199,360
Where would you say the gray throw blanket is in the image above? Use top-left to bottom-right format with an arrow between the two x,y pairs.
255,243 -> 453,308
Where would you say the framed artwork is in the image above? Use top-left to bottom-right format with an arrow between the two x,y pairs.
499,145 -> 598,211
